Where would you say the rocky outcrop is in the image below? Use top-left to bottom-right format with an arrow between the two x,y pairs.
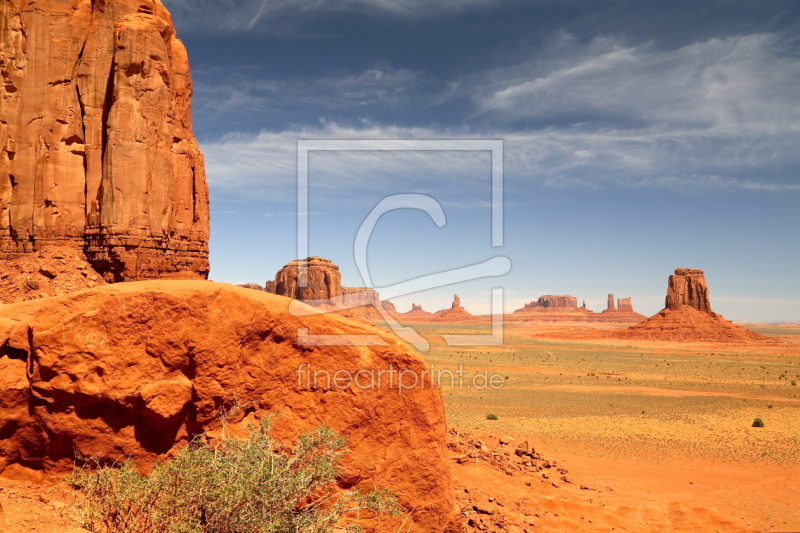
0,246 -> 106,304
600,294 -> 645,321
434,294 -> 473,321
266,257 -> 341,304
509,293 -> 645,323
618,269 -> 768,342
518,295 -> 579,310
238,283 -> 264,291
0,281 -> 460,532
380,300 -> 396,312
666,268 -> 712,312
341,287 -> 380,308
396,303 -> 433,319
0,0 -> 210,282
618,297 -> 634,312
264,257 -> 379,310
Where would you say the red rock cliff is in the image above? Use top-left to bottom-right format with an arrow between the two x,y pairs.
0,0 -> 209,282
666,268 -> 712,312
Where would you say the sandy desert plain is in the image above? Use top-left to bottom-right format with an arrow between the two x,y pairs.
359,318 -> 800,533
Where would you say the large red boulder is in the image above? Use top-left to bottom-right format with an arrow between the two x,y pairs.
0,281 -> 459,532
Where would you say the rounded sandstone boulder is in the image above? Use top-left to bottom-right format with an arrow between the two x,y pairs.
0,281 -> 459,532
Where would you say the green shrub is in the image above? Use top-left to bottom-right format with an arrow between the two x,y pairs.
68,419 -> 398,533
486,413 -> 498,421
752,417 -> 765,428
792,381 -> 797,386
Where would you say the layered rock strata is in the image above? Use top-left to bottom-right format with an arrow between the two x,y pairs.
0,281 -> 460,532
0,0 -> 210,282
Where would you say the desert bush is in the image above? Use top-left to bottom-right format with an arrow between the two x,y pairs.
752,417 -> 765,428
68,419 -> 398,533
486,413 -> 498,421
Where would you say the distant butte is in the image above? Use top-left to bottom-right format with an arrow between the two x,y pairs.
263,257 -> 379,310
617,269 -> 768,342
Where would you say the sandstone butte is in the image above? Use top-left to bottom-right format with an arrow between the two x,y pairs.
0,281 -> 461,533
432,294 -> 474,321
0,0 -> 210,282
510,294 -> 645,323
616,269 -> 768,342
264,257 -> 380,310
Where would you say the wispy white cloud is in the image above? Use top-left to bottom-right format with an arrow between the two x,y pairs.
194,66 -> 424,120
202,121 -> 800,199
474,32 -> 800,135
163,0 -> 497,33
199,32 -> 800,198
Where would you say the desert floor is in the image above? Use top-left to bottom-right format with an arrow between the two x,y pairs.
398,320 -> 800,532
2,322 -> 799,532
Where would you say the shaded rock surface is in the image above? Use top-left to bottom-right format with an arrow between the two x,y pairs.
0,246 -> 106,304
0,0 -> 209,282
666,268 -> 712,312
0,280 -> 459,532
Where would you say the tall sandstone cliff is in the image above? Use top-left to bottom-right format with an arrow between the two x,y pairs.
0,0 -> 209,281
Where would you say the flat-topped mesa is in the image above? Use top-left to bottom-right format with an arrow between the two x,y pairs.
0,0 -> 210,282
520,295 -> 579,310
264,257 -> 379,309
618,297 -> 634,312
380,300 -> 397,312
666,268 -> 712,313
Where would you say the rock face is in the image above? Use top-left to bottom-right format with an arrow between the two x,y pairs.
380,300 -> 396,312
0,0 -> 210,282
618,269 -> 767,342
666,268 -> 712,312
607,294 -> 616,311
0,281 -> 460,532
265,257 -> 379,309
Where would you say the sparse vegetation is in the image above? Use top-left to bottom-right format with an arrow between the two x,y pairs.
68,419 -> 399,533
752,418 -> 765,428
486,413 -> 499,420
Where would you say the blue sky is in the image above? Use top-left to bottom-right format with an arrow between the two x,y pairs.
163,0 -> 800,320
